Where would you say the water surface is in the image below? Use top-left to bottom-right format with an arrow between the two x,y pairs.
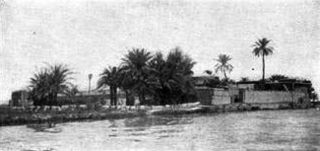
0,109 -> 319,151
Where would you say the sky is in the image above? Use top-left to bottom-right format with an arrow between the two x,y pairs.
0,0 -> 319,103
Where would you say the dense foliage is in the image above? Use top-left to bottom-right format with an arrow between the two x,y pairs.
29,64 -> 74,107
148,47 -> 196,105
97,47 -> 197,106
97,66 -> 122,106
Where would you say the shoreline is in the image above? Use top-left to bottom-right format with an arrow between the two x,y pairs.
0,102 -> 317,127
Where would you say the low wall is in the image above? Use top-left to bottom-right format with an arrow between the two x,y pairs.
244,90 -> 308,104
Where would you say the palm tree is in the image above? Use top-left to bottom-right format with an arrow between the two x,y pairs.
29,64 -> 73,107
118,65 -> 136,106
29,69 -> 50,106
47,64 -> 73,106
149,47 -> 196,105
252,38 -> 274,81
64,84 -> 79,104
214,54 -> 233,80
97,66 -> 122,107
121,48 -> 152,105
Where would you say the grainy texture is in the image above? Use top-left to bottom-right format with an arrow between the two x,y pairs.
0,0 -> 319,151
0,0 -> 319,103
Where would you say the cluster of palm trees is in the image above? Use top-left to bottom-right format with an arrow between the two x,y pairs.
97,47 -> 196,106
28,37 -> 274,107
29,64 -> 74,107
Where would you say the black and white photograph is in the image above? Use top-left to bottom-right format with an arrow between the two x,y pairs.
0,0 -> 319,150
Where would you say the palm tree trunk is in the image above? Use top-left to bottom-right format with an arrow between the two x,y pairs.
125,90 -> 129,105
223,71 -> 227,80
138,91 -> 145,105
262,53 -> 265,81
110,86 -> 114,106
138,93 -> 142,105
142,90 -> 145,105
126,90 -> 134,106
114,87 -> 117,107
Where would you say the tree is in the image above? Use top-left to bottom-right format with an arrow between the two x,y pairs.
29,64 -> 73,107
47,64 -> 73,106
121,48 -> 153,105
64,84 -> 79,104
214,54 -> 233,80
29,69 -> 50,106
252,38 -> 274,81
118,65 -> 136,106
149,47 -> 196,105
97,66 -> 121,107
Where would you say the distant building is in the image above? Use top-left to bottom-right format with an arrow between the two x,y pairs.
236,79 -> 312,92
10,90 -> 32,107
197,79 -> 312,106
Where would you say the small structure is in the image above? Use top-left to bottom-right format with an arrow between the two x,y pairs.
196,87 -> 214,105
236,79 -> 312,92
10,90 -> 32,107
196,87 -> 241,105
197,78 -> 312,106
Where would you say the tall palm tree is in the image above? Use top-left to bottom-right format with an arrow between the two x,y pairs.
97,66 -> 122,107
121,48 -> 152,104
252,38 -> 274,81
214,54 -> 233,80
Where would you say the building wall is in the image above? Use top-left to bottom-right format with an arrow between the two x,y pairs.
243,90 -> 308,104
11,90 -> 30,107
196,88 -> 213,105
197,88 -> 236,105
212,89 -> 231,105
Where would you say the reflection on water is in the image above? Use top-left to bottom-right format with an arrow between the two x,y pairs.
0,109 -> 319,151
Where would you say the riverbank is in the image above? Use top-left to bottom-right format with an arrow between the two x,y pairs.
0,107 -> 146,126
0,102 -> 316,126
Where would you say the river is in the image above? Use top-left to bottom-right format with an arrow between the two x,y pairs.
0,109 -> 319,151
